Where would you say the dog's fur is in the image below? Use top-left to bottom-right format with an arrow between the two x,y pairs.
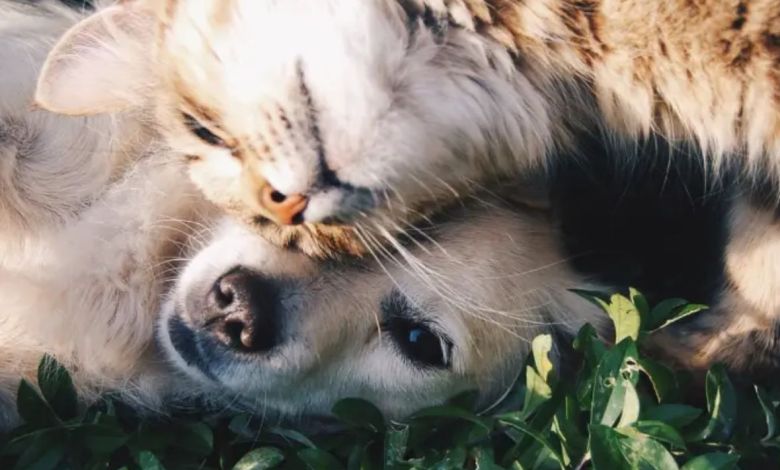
0,0 -> 217,427
31,0 -> 780,259
156,203 -> 613,420
3,0 -> 780,431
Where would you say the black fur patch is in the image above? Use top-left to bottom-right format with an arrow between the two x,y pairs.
56,0 -> 94,10
549,134 -> 733,307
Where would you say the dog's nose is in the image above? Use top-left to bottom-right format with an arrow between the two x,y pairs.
260,185 -> 308,225
204,267 -> 282,352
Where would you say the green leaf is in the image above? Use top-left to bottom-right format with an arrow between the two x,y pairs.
228,414 -> 253,438
615,380 -> 640,428
384,425 -> 409,467
590,424 -> 680,470
629,288 -> 650,319
637,357 -> 678,403
532,334 -> 554,383
526,447 -> 564,470
551,395 -> 587,464
590,339 -> 640,427
267,426 -> 317,449
648,304 -> 708,333
641,404 -> 702,429
16,380 -> 57,429
428,447 -> 468,469
36,355 -> 78,421
605,294 -> 642,343
10,429 -> 65,470
232,447 -> 285,470
572,324 -> 607,371
588,424 -> 630,469
136,451 -> 166,470
472,447 -> 502,470
680,453 -> 739,470
647,299 -> 688,328
646,299 -> 707,332
129,424 -> 172,452
572,290 -> 642,343
347,443 -> 368,470
447,390 -> 481,410
170,421 -> 213,456
332,398 -> 385,432
522,366 -> 553,419
689,365 -> 737,442
500,385 -> 567,466
411,405 -> 491,431
499,416 -> 565,470
297,448 -> 345,470
79,424 -> 129,455
630,421 -> 686,449
755,385 -> 777,441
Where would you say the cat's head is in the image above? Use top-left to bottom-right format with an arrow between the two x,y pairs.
35,0 -> 552,255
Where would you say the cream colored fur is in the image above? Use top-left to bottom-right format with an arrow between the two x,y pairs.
0,0 -> 148,263
157,203 -> 611,419
0,1 -> 215,428
0,5 -> 611,422
30,0 -> 780,258
4,0 -> 780,430
1,3 -> 609,425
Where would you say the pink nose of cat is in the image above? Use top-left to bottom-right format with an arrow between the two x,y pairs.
260,185 -> 308,225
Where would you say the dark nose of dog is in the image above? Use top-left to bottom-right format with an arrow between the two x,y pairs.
205,267 -> 282,352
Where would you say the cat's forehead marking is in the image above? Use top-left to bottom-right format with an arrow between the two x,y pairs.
177,88 -> 219,127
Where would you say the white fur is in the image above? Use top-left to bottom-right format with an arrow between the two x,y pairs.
158,205 -> 610,419
0,1 -> 215,427
0,3 -> 606,425
7,0 -> 780,430
31,0 -> 780,235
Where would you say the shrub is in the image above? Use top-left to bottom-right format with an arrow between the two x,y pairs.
1,289 -> 778,469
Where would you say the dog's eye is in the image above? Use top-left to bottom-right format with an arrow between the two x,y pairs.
381,290 -> 452,369
387,317 -> 451,368
182,113 -> 226,147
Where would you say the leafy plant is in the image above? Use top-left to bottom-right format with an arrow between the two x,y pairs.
1,289 -> 778,469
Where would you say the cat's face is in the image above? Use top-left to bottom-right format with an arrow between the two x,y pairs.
35,0 -> 552,255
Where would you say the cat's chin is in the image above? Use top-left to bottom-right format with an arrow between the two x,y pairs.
295,184 -> 375,225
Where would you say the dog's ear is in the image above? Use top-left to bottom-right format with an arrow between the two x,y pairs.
35,3 -> 156,115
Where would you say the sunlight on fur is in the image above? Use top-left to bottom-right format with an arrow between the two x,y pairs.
32,0 -> 780,259
2,0 -> 780,434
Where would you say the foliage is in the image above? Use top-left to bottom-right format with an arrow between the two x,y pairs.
1,289 -> 779,469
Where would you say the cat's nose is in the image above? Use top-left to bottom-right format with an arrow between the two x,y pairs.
260,185 -> 308,225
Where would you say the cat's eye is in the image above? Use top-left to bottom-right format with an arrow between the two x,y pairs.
381,290 -> 452,369
181,113 -> 226,147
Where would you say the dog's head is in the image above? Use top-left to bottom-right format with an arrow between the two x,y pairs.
157,201 -> 605,419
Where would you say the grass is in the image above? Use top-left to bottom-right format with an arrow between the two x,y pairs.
1,289 -> 779,469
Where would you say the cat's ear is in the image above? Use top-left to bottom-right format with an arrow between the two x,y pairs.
35,3 -> 157,115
